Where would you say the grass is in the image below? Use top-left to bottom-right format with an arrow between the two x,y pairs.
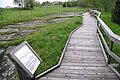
35,17 -> 82,75
101,12 -> 120,36
0,6 -> 86,28
0,16 -> 82,75
101,12 -> 120,57
0,6 -> 84,77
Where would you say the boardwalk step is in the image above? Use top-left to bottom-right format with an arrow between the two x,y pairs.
66,47 -> 102,52
40,77 -> 119,80
64,52 -> 103,56
61,63 -> 107,67
46,73 -> 118,79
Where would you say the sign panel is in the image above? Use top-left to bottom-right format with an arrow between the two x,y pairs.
14,45 -> 40,74
9,41 -> 42,77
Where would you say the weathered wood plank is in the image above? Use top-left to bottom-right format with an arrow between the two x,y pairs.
61,63 -> 107,67
59,66 -> 112,71
62,60 -> 106,64
40,77 -> 88,80
40,77 -> 119,80
46,73 -> 118,79
64,52 -> 103,56
66,47 -> 102,52
68,43 -> 100,47
69,40 -> 99,43
64,55 -> 104,60
50,69 -> 115,75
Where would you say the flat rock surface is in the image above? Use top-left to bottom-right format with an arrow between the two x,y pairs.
38,13 -> 119,80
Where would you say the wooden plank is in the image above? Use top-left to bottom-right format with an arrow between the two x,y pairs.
71,35 -> 97,39
74,31 -> 96,33
50,69 -> 115,75
73,33 -> 96,36
66,47 -> 102,52
70,39 -> 99,42
61,63 -> 107,67
59,66 -> 111,71
45,73 -> 118,80
64,52 -> 103,56
68,43 -> 100,47
39,77 -> 88,80
69,39 -> 99,43
62,60 -> 106,64
64,55 -> 104,59
63,58 -> 105,62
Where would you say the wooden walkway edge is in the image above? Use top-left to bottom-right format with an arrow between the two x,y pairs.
38,13 -> 119,80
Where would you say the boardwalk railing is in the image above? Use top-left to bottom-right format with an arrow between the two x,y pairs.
90,10 -> 120,78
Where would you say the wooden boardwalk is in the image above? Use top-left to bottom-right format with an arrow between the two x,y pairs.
38,13 -> 119,80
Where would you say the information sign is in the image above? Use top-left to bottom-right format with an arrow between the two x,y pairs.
9,41 -> 42,78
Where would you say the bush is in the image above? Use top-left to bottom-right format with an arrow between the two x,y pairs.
112,0 -> 120,25
63,3 -> 67,7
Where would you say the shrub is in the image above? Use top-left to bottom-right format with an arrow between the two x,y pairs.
112,0 -> 120,25
63,3 -> 67,7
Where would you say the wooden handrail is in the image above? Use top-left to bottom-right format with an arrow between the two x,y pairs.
91,10 -> 120,45
90,10 -> 120,78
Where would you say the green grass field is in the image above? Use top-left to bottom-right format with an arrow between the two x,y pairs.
6,16 -> 82,75
0,6 -> 86,27
0,6 -> 83,76
101,12 -> 120,57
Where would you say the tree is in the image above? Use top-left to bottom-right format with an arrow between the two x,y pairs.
14,0 -> 35,9
77,0 -> 91,8
63,2 -> 67,7
112,0 -> 120,25
34,1 -> 41,7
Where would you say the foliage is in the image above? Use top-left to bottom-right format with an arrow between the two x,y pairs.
42,1 -> 63,6
62,0 -> 90,8
34,1 -> 41,7
99,0 -> 115,12
63,0 -> 116,11
112,0 -> 120,25
14,0 -> 35,9
63,2 -> 67,7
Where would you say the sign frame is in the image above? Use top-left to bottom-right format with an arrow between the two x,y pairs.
9,41 -> 42,78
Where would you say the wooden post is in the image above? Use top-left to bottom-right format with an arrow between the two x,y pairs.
97,21 -> 99,33
97,20 -> 99,27
110,41 -> 113,51
108,41 -> 113,64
